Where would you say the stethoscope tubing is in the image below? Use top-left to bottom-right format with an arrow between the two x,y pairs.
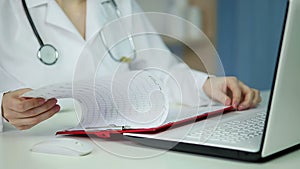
22,0 -> 136,65
22,0 -> 44,47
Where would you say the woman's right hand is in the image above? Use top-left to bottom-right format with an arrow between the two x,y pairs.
1,88 -> 60,130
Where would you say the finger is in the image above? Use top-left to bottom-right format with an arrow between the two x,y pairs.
17,99 -> 58,118
3,99 -> 57,121
11,105 -> 60,130
14,125 -> 32,130
250,89 -> 262,107
226,77 -> 242,108
8,98 -> 46,112
211,89 -> 232,106
10,88 -> 32,97
238,86 -> 255,110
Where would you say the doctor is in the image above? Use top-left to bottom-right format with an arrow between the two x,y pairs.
0,0 -> 261,131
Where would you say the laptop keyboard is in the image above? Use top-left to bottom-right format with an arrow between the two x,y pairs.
186,112 -> 267,144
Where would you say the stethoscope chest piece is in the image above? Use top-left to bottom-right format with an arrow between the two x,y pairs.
37,44 -> 59,65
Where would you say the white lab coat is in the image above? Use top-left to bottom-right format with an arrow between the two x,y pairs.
0,0 -> 209,132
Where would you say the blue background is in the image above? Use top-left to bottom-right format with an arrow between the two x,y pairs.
217,0 -> 287,90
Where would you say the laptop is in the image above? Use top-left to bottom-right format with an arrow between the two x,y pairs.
124,0 -> 300,162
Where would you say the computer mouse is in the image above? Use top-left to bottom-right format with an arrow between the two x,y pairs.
31,138 -> 93,156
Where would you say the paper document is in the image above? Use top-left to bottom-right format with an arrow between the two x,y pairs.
22,71 -> 228,130
22,71 -> 169,128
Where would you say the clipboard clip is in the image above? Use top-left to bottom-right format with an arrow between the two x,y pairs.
84,124 -> 131,131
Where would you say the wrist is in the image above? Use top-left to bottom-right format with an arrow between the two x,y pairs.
203,77 -> 211,92
1,92 -> 9,122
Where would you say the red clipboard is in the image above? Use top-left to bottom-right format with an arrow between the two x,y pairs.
56,106 -> 234,138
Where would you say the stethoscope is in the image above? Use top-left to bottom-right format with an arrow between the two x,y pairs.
21,0 -> 136,66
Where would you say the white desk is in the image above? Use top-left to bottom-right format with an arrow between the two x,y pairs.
1,108 -> 299,169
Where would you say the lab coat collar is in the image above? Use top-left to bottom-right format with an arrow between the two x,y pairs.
24,0 -> 132,41
85,0 -> 133,41
45,1 -> 79,36
86,0 -> 107,41
24,0 -> 80,38
25,0 -> 49,8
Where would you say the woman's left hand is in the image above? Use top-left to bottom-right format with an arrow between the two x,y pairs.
203,76 -> 262,110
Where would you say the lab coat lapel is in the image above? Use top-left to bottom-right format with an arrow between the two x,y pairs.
85,0 -> 133,41
85,0 -> 106,41
26,0 -> 48,8
45,0 -> 79,36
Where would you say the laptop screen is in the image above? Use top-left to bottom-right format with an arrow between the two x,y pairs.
217,0 -> 288,91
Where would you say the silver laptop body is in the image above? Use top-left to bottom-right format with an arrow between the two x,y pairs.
125,0 -> 300,161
